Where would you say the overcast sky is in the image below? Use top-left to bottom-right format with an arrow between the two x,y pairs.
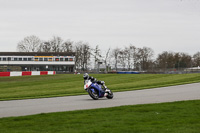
0,0 -> 200,56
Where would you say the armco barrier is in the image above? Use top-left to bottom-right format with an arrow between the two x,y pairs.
10,72 -> 22,76
32,71 -> 40,75
0,72 -> 10,77
40,71 -> 48,75
22,71 -> 32,76
0,71 -> 56,77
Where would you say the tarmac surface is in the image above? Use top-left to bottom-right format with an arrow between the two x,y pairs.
0,83 -> 200,118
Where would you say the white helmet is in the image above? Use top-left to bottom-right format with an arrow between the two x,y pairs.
83,73 -> 89,80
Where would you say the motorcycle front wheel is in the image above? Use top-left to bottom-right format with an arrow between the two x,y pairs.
88,88 -> 99,100
106,90 -> 114,99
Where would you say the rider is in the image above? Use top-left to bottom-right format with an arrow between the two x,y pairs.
83,73 -> 108,92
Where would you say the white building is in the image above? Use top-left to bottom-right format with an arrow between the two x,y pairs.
0,52 -> 75,72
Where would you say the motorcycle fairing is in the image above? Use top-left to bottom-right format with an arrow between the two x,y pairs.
90,83 -> 105,98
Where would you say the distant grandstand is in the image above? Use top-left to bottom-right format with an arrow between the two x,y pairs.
0,52 -> 75,72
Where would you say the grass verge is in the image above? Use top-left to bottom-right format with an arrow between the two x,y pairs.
0,100 -> 200,133
0,73 -> 200,101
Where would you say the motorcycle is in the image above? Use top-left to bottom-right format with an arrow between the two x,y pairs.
84,80 -> 113,100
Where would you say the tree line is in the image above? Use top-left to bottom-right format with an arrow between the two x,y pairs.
17,35 -> 200,72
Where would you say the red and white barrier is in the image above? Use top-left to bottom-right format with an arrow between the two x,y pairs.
0,71 -> 56,77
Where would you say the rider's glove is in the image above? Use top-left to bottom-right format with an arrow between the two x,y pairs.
101,81 -> 105,84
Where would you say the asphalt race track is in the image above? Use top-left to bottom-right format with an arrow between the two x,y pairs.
0,83 -> 200,118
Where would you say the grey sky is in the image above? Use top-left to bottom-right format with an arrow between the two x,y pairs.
0,0 -> 200,56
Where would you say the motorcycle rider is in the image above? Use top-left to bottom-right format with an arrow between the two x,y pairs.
83,73 -> 108,92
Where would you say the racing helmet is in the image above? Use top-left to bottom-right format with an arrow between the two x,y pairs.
83,73 -> 89,80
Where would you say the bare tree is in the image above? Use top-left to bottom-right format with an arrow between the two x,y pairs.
156,51 -> 192,72
93,45 -> 102,69
193,52 -> 200,67
17,35 -> 42,52
129,45 -> 137,70
157,51 -> 175,71
74,43 -> 82,71
49,36 -> 63,52
40,38 -> 73,52
74,41 -> 91,71
137,47 -> 154,71
118,49 -> 127,70
179,53 -> 192,68
104,48 -> 110,73
40,41 -> 52,52
61,40 -> 73,52
82,43 -> 91,71
124,45 -> 136,71
112,48 -> 120,71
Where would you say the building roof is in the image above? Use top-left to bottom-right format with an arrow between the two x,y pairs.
0,52 -> 75,56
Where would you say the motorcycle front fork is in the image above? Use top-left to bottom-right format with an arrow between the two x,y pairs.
102,84 -> 107,89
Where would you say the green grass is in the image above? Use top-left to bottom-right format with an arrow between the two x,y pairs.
0,73 -> 200,101
0,100 -> 200,133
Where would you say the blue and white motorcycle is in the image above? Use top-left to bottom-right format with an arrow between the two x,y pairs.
84,80 -> 113,100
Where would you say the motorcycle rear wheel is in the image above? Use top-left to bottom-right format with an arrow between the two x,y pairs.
88,88 -> 99,100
